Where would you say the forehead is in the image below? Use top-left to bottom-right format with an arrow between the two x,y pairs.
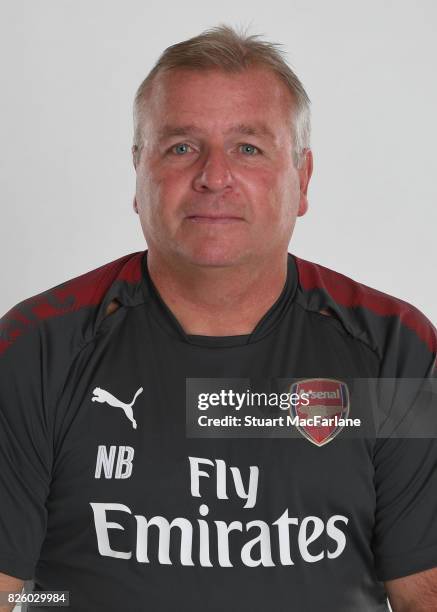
142,67 -> 294,136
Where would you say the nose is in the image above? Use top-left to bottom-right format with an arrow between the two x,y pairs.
192,148 -> 234,193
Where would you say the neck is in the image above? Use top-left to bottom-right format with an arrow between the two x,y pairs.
146,250 -> 289,336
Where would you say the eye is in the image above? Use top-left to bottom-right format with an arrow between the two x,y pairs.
239,143 -> 260,156
171,143 -> 192,155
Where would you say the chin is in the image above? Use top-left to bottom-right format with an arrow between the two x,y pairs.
179,242 -> 248,268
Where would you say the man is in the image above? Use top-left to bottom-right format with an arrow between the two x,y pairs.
0,24 -> 436,612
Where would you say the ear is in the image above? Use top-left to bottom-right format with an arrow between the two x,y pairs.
297,149 -> 313,217
132,146 -> 139,214
132,145 -> 138,170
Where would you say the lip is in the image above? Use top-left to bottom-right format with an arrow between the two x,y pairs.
186,215 -> 244,224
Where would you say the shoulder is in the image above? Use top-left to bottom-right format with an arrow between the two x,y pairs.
0,250 -> 145,359
293,256 -> 436,374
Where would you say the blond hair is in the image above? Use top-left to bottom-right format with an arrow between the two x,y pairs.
133,24 -> 311,167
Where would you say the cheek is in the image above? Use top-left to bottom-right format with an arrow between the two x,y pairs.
271,167 -> 300,213
240,168 -> 273,197
136,169 -> 167,215
149,166 -> 190,207
243,170 -> 294,216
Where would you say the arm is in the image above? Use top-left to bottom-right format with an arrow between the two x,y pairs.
0,572 -> 24,612
0,297 -> 57,593
385,567 -> 437,612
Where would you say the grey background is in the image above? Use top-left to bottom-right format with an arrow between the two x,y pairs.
2,2 -> 434,607
1,1 -> 436,325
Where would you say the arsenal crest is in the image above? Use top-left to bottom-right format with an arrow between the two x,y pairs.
289,378 -> 350,447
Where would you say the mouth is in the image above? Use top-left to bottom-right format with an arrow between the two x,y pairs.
185,215 -> 244,224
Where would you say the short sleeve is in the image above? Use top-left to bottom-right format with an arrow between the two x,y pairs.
372,358 -> 437,581
0,308 -> 52,580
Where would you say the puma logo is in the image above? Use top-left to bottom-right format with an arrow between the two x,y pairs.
91,386 -> 143,429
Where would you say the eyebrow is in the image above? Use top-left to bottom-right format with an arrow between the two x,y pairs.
157,123 -> 275,141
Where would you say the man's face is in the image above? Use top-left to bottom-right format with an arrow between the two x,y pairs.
133,66 -> 312,268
